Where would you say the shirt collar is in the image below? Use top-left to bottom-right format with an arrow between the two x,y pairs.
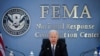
51,44 -> 56,50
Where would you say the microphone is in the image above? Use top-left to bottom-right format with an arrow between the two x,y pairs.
80,46 -> 99,56
5,46 -> 25,56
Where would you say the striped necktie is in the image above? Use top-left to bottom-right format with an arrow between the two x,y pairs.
52,45 -> 55,56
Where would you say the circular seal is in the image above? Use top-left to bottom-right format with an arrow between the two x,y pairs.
2,8 -> 30,36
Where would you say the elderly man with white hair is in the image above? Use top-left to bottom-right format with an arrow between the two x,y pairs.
39,30 -> 68,56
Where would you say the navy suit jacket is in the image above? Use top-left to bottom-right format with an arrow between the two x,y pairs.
39,39 -> 68,56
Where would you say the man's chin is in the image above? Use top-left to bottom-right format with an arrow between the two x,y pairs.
52,42 -> 57,44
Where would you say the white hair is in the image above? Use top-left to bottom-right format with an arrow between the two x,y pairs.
49,30 -> 58,34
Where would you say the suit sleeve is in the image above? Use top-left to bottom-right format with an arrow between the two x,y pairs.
39,42 -> 46,56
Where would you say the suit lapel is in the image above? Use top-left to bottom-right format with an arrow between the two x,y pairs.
55,42 -> 60,56
46,42 -> 53,56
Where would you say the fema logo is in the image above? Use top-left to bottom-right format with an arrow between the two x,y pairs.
2,8 -> 30,36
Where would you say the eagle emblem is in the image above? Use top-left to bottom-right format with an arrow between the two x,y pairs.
2,8 -> 30,36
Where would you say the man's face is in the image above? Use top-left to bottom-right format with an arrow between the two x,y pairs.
49,31 -> 58,45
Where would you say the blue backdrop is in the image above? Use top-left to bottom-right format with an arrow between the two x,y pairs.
0,0 -> 100,56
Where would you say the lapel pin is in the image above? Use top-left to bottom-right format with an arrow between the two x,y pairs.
47,48 -> 49,50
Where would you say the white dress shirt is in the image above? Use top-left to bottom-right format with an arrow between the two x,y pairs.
51,44 -> 56,50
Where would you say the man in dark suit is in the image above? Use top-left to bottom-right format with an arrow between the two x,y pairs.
39,30 -> 68,56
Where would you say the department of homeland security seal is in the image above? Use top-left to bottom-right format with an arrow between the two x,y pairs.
2,8 -> 30,36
